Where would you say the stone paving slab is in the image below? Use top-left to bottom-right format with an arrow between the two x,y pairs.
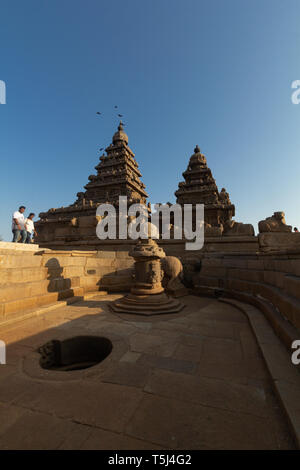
0,293 -> 296,449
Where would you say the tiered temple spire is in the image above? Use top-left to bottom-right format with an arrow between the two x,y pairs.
74,121 -> 148,207
36,123 -> 148,245
175,145 -> 235,226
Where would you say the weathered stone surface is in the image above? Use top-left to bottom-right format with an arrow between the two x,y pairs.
223,220 -> 255,237
175,145 -> 235,227
36,122 -> 148,248
259,212 -> 292,233
259,232 -> 300,251
111,238 -> 184,315
0,293 -> 296,449
161,256 -> 188,297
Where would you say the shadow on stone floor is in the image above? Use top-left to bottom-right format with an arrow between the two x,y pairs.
0,294 -> 296,450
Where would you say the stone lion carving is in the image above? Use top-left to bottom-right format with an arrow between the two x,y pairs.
258,212 -> 292,233
223,219 -> 255,236
160,256 -> 188,297
219,187 -> 231,204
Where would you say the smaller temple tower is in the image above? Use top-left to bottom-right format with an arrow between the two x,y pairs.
175,145 -> 235,226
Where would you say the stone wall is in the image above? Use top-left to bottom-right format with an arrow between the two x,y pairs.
193,249 -> 300,334
0,243 -> 134,325
2,233 -> 300,337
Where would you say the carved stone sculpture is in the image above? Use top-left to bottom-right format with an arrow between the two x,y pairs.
219,187 -> 231,204
111,234 -> 184,315
161,256 -> 188,297
223,219 -> 255,236
175,146 -> 235,227
258,212 -> 292,233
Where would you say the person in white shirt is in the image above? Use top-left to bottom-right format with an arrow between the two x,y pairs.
25,213 -> 37,244
12,206 -> 27,243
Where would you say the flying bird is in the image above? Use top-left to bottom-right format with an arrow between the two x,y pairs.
96,112 -> 102,115
114,105 -> 118,108
118,114 -> 123,117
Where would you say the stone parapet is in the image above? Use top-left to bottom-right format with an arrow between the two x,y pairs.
192,249 -> 300,333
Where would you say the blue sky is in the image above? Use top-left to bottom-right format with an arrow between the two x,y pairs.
0,0 -> 300,240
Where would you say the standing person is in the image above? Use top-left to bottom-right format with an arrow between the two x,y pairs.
12,206 -> 27,243
294,227 -> 299,233
25,213 -> 37,243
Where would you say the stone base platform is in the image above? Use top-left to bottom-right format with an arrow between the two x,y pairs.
110,292 -> 184,315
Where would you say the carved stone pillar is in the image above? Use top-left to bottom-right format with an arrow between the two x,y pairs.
111,238 -> 184,315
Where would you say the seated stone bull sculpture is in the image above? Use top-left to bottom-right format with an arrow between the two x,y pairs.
160,256 -> 188,297
223,219 -> 255,236
258,212 -> 292,233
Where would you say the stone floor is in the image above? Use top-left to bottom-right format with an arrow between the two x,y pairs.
0,294 -> 296,449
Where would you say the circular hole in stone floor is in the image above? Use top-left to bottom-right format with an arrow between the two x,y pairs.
37,336 -> 113,371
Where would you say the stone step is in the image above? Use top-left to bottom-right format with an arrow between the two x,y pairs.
0,276 -> 81,302
99,273 -> 134,292
0,289 -> 108,330
224,278 -> 300,330
193,274 -> 220,288
0,286 -> 85,323
0,253 -> 43,269
0,266 -> 49,284
283,274 -> 300,299
0,241 -> 40,252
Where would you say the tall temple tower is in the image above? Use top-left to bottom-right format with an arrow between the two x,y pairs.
175,145 -> 235,226
36,122 -> 148,247
75,121 -> 148,206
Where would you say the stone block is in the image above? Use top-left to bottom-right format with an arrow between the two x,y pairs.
77,215 -> 98,228
95,251 -> 116,259
200,266 -> 227,278
259,233 -> 300,251
4,297 -> 38,316
115,251 -> 131,259
223,258 -> 248,268
35,292 -> 59,307
79,276 -> 99,290
85,257 -> 116,268
263,258 -> 276,271
247,259 -> 264,270
0,267 -> 48,284
201,258 -> 224,267
63,266 -> 85,278
228,268 -> 263,283
290,260 -> 300,277
283,275 -> 300,300
0,254 -> 42,269
193,275 -> 220,288
273,260 -> 294,273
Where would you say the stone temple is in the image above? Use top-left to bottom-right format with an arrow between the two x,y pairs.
0,123 -> 300,450
36,122 -> 148,248
175,144 -> 235,227
35,124 -> 251,249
